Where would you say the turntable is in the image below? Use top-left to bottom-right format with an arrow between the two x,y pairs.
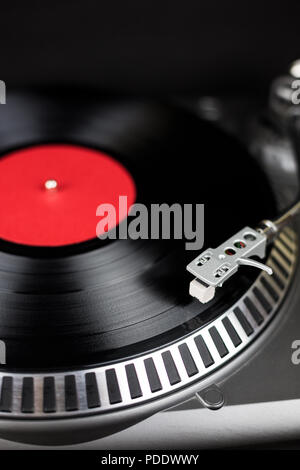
0,65 -> 300,449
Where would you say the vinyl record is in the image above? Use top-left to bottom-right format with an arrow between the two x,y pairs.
0,91 -> 276,369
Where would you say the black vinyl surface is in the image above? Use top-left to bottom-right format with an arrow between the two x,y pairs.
0,92 -> 276,370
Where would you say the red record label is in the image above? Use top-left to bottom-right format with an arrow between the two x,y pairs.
0,144 -> 136,247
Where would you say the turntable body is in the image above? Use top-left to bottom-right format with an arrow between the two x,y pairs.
0,92 -> 298,447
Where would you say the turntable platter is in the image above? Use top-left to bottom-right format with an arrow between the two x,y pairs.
0,92 -> 277,369
0,92 -> 296,446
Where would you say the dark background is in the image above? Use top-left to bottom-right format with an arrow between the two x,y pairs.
2,1 -> 300,94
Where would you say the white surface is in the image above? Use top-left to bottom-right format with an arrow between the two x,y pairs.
1,399 -> 300,449
189,279 -> 215,303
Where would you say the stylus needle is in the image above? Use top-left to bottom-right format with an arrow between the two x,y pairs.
187,197 -> 300,303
